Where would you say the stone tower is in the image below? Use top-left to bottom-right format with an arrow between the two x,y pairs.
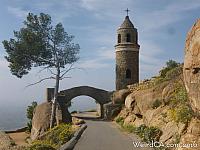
115,14 -> 140,90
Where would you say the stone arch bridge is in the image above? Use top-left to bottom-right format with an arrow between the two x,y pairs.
47,86 -> 112,122
59,86 -> 111,105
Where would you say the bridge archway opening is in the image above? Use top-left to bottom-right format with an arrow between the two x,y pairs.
69,96 -> 101,117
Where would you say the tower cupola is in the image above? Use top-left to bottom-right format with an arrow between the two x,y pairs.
116,15 -> 139,47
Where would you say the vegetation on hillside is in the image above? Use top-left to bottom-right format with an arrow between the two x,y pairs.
115,116 -> 163,149
159,60 -> 180,78
142,60 -> 193,123
167,82 -> 193,124
153,60 -> 182,86
26,123 -> 75,150
26,101 -> 37,132
129,60 -> 182,91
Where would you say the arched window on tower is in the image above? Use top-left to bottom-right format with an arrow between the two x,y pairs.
126,33 -> 131,42
118,34 -> 121,43
126,69 -> 131,79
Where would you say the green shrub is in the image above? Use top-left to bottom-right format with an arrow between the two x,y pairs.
115,117 -> 124,126
176,105 -> 193,124
58,127 -> 74,144
167,81 -> 193,124
152,99 -> 162,109
134,125 -> 162,144
27,121 -> 32,132
28,124 -> 74,149
116,119 -> 163,147
26,101 -> 37,132
175,86 -> 188,104
169,82 -> 188,107
26,140 -> 56,150
122,124 -> 136,133
134,124 -> 147,138
165,66 -> 182,80
159,60 -> 180,78
42,123 -> 74,147
143,126 -> 162,143
168,105 -> 193,124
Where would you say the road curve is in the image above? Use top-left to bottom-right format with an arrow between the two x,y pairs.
73,117 -> 151,150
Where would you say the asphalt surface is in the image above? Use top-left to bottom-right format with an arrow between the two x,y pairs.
73,113 -> 152,150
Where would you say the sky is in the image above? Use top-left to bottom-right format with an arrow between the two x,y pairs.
0,0 -> 200,109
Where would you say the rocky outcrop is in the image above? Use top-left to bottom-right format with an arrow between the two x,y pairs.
116,76 -> 191,146
183,19 -> 200,113
177,118 -> 200,150
0,131 -> 15,149
31,102 -> 52,140
176,19 -> 200,150
125,81 -> 167,115
123,114 -> 136,125
124,94 -> 135,109
31,99 -> 72,140
104,102 -> 122,120
112,89 -> 131,104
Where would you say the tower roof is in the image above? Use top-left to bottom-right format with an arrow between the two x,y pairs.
119,16 -> 134,29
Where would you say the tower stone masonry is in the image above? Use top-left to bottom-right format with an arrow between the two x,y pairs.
115,15 -> 140,90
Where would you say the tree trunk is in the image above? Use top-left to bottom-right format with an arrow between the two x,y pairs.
50,67 -> 60,129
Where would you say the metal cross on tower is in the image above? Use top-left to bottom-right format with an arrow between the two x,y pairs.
125,8 -> 130,16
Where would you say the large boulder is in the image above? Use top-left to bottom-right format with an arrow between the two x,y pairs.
117,108 -> 131,119
112,89 -> 130,104
143,106 -> 169,127
183,19 -> 200,113
177,118 -> 200,150
104,102 -> 121,120
125,93 -> 135,109
128,88 -> 162,115
31,102 -> 52,140
160,121 -> 186,144
123,114 -> 136,125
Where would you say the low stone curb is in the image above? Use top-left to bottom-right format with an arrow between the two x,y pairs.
59,124 -> 87,150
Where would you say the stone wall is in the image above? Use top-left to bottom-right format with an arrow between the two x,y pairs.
116,50 -> 139,90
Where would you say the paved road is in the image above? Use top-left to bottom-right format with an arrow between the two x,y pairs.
73,114 -> 151,150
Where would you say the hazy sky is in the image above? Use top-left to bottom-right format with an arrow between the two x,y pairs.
0,0 -> 200,108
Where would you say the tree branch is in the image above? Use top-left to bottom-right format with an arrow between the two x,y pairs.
47,68 -> 57,76
60,64 -> 85,78
37,66 -> 51,74
26,76 -> 55,87
60,65 -> 74,78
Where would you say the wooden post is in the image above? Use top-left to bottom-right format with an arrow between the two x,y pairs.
46,88 -> 55,102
